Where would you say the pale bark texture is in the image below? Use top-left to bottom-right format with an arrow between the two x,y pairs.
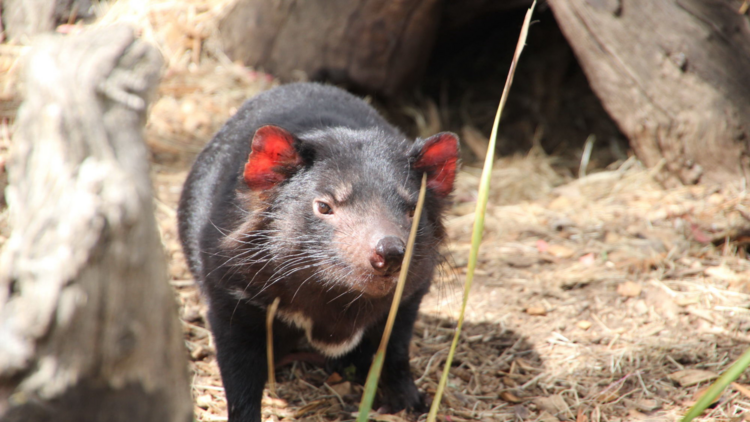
547,0 -> 750,185
0,25 -> 193,422
218,0 -> 442,97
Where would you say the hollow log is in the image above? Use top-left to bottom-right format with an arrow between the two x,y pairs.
547,0 -> 750,185
218,0 -> 442,97
0,25 -> 193,422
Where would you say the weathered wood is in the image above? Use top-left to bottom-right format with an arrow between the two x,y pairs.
547,0 -> 750,185
0,25 -> 192,422
1,0 -> 94,41
218,0 -> 442,97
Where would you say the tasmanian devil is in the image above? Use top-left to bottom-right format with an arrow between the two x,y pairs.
177,82 -> 459,422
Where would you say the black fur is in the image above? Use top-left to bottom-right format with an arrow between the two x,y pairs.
178,83 -> 456,422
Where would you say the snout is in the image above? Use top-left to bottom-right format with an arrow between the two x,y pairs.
370,236 -> 406,276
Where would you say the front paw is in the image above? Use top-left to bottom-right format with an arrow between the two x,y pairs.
377,382 -> 427,414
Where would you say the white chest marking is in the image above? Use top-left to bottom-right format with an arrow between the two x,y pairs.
275,309 -> 363,358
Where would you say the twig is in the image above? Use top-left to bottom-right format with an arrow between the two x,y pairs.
579,134 -> 596,178
266,297 -> 281,396
739,0 -> 748,15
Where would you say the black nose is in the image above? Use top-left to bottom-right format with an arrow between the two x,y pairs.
370,236 -> 406,275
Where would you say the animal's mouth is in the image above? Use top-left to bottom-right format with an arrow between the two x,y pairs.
335,265 -> 401,299
359,273 -> 399,298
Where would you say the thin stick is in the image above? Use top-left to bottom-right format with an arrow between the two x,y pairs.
427,2 -> 537,421
579,134 -> 596,178
266,296 -> 281,397
356,173 -> 428,422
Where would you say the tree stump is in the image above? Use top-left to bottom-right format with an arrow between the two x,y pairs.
547,0 -> 750,185
0,25 -> 193,422
218,0 -> 442,97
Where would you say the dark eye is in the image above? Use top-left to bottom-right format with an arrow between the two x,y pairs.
315,200 -> 333,215
408,205 -> 416,218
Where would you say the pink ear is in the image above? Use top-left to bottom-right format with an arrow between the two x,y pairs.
411,132 -> 459,198
243,125 -> 302,190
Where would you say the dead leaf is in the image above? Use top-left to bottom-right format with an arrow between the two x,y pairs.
500,390 -> 522,403
514,405 -> 530,420
690,224 -> 712,243
634,398 -> 660,412
526,305 -> 547,316
538,410 -> 560,422
668,369 -> 718,387
579,253 -> 596,266
502,376 -> 518,387
705,266 -> 742,282
548,195 -> 573,210
577,320 -> 592,330
261,396 -> 288,408
548,244 -> 575,258
732,382 -> 750,399
534,395 -> 569,417
328,381 -> 351,397
617,281 -> 642,297
326,372 -> 343,384
604,231 -> 620,244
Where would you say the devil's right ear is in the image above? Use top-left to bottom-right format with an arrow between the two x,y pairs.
243,125 -> 303,191
409,132 -> 460,199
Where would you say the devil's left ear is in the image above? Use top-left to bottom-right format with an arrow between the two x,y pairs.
409,132 -> 460,198
243,125 -> 303,191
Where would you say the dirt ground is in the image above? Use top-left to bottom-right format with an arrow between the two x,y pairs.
152,94 -> 750,422
2,0 -> 750,421
156,148 -> 750,422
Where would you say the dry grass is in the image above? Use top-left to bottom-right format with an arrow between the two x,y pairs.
1,1 -> 750,421
160,153 -> 750,422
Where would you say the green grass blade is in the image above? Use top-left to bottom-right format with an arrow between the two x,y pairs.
682,346 -> 750,422
358,352 -> 385,420
426,2 -> 537,421
356,173 -> 428,422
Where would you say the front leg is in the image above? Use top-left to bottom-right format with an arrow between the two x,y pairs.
331,289 -> 427,414
207,305 -> 267,422
377,289 -> 427,413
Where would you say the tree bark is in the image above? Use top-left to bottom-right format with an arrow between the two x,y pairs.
218,0 -> 442,97
0,25 -> 192,422
547,0 -> 750,185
